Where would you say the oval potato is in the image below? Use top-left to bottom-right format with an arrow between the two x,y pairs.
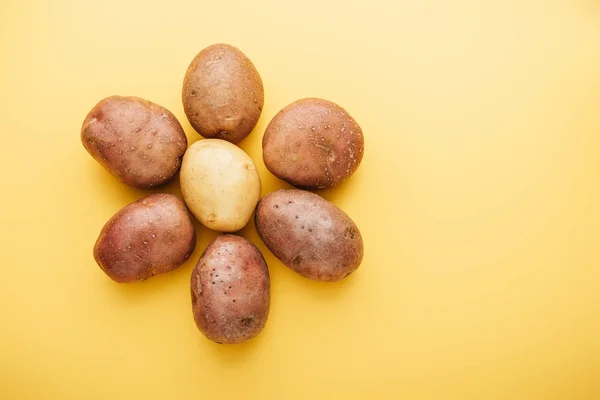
180,139 -> 261,232
81,96 -> 187,189
255,189 -> 363,282
262,98 -> 364,189
94,193 -> 196,283
182,44 -> 264,144
191,234 -> 270,344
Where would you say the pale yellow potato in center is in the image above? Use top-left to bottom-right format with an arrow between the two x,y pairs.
180,139 -> 261,232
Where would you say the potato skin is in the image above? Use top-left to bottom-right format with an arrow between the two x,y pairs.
182,44 -> 264,144
255,189 -> 363,282
191,235 -> 270,344
180,139 -> 261,232
81,96 -> 187,189
262,98 -> 364,189
94,193 -> 196,283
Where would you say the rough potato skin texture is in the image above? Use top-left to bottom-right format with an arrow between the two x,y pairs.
182,44 -> 264,144
255,189 -> 363,282
94,193 -> 196,283
262,98 -> 364,189
81,96 -> 187,189
191,235 -> 270,344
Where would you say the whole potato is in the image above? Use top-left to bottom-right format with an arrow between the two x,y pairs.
182,44 -> 264,144
255,189 -> 363,282
191,234 -> 270,344
94,193 -> 196,283
81,96 -> 187,189
180,139 -> 261,232
262,98 -> 364,189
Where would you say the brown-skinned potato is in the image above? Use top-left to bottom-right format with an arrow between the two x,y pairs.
255,189 -> 363,282
182,44 -> 264,144
81,96 -> 187,189
262,98 -> 364,189
94,193 -> 196,283
191,234 -> 270,344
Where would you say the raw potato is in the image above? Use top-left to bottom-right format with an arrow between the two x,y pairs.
182,44 -> 264,144
81,96 -> 187,189
180,139 -> 261,232
191,234 -> 270,344
262,98 -> 364,189
94,193 -> 196,283
255,189 -> 363,282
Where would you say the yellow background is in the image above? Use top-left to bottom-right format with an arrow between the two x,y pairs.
1,0 -> 599,398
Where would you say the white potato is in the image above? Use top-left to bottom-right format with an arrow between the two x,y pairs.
180,139 -> 261,232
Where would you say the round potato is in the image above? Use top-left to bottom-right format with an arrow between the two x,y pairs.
191,234 -> 270,344
262,98 -> 364,189
180,139 -> 261,232
255,189 -> 363,282
182,44 -> 264,144
94,193 -> 196,283
81,96 -> 187,189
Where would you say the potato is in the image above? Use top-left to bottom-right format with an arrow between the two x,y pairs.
81,96 -> 187,189
182,44 -> 264,144
190,234 -> 270,344
94,193 -> 196,283
262,98 -> 364,189
255,189 -> 363,282
180,139 -> 261,232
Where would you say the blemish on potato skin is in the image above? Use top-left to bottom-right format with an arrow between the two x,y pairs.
344,226 -> 356,240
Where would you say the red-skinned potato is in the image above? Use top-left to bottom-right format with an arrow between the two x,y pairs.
191,235 -> 270,344
94,193 -> 196,283
262,98 -> 364,189
255,189 -> 363,282
81,96 -> 187,189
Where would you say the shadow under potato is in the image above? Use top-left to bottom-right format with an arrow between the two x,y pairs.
277,256 -> 361,301
200,322 -> 267,362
